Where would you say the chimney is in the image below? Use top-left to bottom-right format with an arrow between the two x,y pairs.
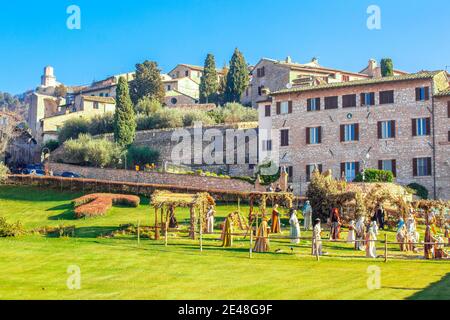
311,57 -> 319,65
285,56 -> 292,64
367,59 -> 378,77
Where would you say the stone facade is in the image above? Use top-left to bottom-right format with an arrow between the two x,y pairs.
47,163 -> 256,193
243,57 -> 371,108
260,71 -> 450,200
434,95 -> 450,200
28,93 -> 62,140
41,95 -> 116,143
168,64 -> 204,83
163,77 -> 200,102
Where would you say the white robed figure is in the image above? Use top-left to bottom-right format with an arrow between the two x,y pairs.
206,206 -> 215,234
347,220 -> 356,243
303,200 -> 313,231
312,218 -> 322,256
289,209 -> 301,244
354,216 -> 366,251
366,220 -> 379,258
406,212 -> 420,251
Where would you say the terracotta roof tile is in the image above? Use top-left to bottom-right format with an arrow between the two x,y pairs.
271,71 -> 444,96
82,95 -> 115,104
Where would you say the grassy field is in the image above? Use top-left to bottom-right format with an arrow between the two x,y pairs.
0,185 -> 449,300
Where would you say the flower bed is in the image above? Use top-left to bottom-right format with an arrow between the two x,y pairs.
72,193 -> 140,218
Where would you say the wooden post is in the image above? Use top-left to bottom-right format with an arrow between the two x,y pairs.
160,208 -> 164,236
165,208 -> 169,247
384,233 -> 388,263
249,228 -> 253,259
137,220 -> 140,246
189,206 -> 195,240
154,207 -> 159,240
238,197 -> 241,214
199,212 -> 203,252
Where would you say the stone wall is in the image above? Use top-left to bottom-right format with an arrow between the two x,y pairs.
48,163 -> 256,193
101,123 -> 259,177
267,77 -> 450,200
435,96 -> 450,200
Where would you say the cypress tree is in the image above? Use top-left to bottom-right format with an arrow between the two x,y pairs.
224,48 -> 249,103
199,53 -> 219,104
380,58 -> 394,77
217,65 -> 228,106
130,60 -> 166,105
114,77 -> 136,147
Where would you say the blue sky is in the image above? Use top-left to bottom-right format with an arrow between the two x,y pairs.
1,0 -> 449,94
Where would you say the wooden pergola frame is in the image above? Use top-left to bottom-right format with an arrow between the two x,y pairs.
150,190 -> 215,240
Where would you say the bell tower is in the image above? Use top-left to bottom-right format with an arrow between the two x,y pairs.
41,66 -> 57,87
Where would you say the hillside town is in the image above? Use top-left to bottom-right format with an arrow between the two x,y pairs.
1,2 -> 450,303
1,52 -> 448,200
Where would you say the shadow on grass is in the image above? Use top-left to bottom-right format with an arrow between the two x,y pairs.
0,185 -> 81,202
406,273 -> 450,300
74,226 -> 122,238
46,204 -> 73,211
48,209 -> 77,221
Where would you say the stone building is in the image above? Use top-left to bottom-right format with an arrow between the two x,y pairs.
168,64 -> 225,84
163,76 -> 200,106
434,88 -> 450,199
243,57 -> 407,108
259,70 -> 450,200
41,95 -> 116,143
28,93 -> 63,140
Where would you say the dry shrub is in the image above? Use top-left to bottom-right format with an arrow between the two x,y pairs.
34,225 -> 76,237
72,193 -> 140,218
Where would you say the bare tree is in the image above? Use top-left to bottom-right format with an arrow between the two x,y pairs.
0,111 -> 22,160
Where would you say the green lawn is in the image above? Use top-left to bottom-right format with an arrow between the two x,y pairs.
0,186 -> 449,300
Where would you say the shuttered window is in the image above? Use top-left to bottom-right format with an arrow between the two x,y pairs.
307,98 -> 321,111
361,92 -> 375,106
377,120 -> 396,139
276,101 -> 293,114
412,118 -> 431,136
256,67 -> 265,78
380,90 -> 394,104
413,157 -> 432,176
306,127 -> 322,144
342,94 -> 357,108
340,124 -> 359,142
341,162 -> 360,182
280,129 -> 289,147
264,105 -> 271,117
415,87 -> 430,101
324,96 -> 339,109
